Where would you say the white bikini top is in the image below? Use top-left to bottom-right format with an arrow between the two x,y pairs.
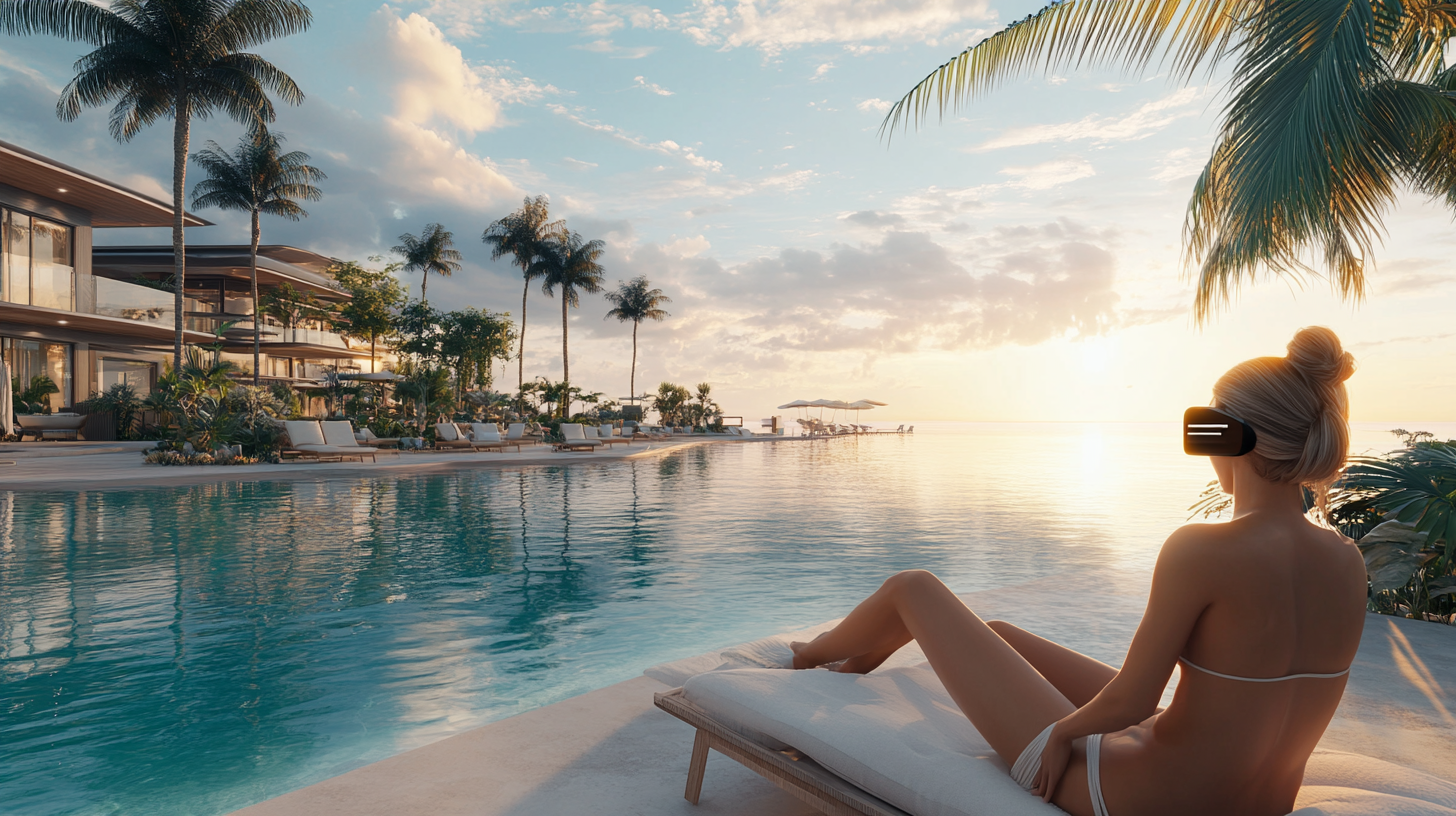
1179,656 -> 1351,683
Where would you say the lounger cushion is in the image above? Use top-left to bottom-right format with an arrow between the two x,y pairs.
284,420 -> 326,447
470,423 -> 502,442
321,421 -> 368,448
681,665 -> 1456,816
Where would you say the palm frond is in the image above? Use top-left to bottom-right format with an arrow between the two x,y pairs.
880,0 -> 1250,138
0,0 -> 133,44
1184,1 -> 1456,321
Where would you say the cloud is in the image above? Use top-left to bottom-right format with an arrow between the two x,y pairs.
562,157 -> 600,170
856,98 -> 893,114
602,221 -> 1125,361
425,0 -> 995,57
633,75 -> 675,96
678,0 -> 995,55
971,87 -> 1206,152
371,9 -> 536,134
1375,258 -> 1456,295
1150,146 -> 1206,182
999,157 -> 1095,190
843,210 -> 906,228
572,38 -> 658,58
548,104 -> 722,171
812,62 -> 835,80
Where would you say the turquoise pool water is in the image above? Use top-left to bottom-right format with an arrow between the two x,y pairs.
0,422 -> 1432,815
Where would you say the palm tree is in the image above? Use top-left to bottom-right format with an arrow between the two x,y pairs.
881,0 -> 1456,321
532,231 -> 605,416
393,223 -> 462,304
482,195 -> 563,391
604,276 -> 671,402
190,125 -> 324,385
0,0 -> 312,370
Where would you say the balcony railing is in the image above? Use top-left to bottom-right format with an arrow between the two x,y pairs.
94,276 -> 173,327
230,321 -> 349,349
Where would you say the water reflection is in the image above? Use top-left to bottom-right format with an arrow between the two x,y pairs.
1,425 -> 1244,816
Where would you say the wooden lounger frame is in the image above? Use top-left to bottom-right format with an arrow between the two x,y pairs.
654,689 -> 910,816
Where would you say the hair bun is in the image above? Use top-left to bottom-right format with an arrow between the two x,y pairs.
1286,326 -> 1355,388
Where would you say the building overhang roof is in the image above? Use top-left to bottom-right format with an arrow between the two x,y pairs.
0,301 -> 214,344
0,140 -> 210,228
92,245 -> 347,299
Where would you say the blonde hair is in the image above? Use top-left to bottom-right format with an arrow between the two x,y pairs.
1211,326 -> 1355,517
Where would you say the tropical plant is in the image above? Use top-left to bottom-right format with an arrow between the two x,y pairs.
483,195 -> 563,390
393,363 -> 453,433
330,258 -> 406,373
604,276 -> 671,402
692,382 -> 720,430
882,0 -> 1456,322
0,0 -> 312,369
393,223 -> 461,304
86,381 -> 143,439
438,307 -> 516,402
533,230 -> 605,416
12,374 -> 59,414
258,281 -> 330,333
305,370 -> 363,418
652,381 -> 691,427
191,124 -> 325,384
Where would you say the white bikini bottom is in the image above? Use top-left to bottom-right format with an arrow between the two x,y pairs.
1010,723 -> 1110,816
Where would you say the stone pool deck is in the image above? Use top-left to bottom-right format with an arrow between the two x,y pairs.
0,435 -> 781,491
234,569 -> 1456,816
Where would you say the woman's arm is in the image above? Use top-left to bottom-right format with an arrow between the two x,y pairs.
1032,524 -> 1218,800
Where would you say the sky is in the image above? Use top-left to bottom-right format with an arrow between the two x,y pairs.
2,0 -> 1453,424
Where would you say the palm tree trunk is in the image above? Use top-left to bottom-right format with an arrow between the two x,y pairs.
630,321 -> 638,404
420,271 -> 428,304
561,295 -> 569,418
518,277 -> 528,392
171,96 -> 191,373
370,335 -> 376,373
250,210 -> 261,387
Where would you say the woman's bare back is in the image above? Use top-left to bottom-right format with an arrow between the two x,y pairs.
1100,513 -> 1368,816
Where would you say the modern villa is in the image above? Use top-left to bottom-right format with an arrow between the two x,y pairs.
1,139 -> 380,416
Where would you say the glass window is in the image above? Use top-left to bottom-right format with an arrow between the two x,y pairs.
30,218 -> 73,311
7,338 -> 72,412
97,358 -> 154,397
3,210 -> 31,305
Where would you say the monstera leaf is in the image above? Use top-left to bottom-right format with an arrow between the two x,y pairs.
1358,520 -> 1437,593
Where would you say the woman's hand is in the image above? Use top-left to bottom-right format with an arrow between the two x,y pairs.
1032,722 -> 1072,803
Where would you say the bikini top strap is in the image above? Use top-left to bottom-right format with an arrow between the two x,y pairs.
1178,656 -> 1350,683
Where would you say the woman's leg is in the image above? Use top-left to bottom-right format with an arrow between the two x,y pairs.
790,569 -> 1077,765
986,621 -> 1119,708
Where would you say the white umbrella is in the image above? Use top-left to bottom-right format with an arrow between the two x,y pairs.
777,399 -> 814,409
0,360 -> 10,438
846,399 -> 886,431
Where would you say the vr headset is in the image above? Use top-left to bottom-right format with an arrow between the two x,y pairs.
1184,407 -> 1257,456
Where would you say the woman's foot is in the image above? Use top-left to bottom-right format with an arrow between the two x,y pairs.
789,636 -> 823,670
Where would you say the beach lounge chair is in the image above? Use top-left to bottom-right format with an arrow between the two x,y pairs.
555,423 -> 602,452
321,421 -> 379,462
657,664 -> 1456,816
434,423 -> 475,451
467,423 -> 515,452
356,427 -> 400,449
505,423 -> 542,447
283,420 -> 375,462
595,425 -> 630,447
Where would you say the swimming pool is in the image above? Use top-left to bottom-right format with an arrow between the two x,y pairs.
0,423 -> 1425,815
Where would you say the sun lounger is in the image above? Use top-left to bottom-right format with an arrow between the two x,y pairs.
658,664 -> 1456,816
555,423 -> 602,452
321,421 -> 379,462
283,420 -> 376,462
505,423 -> 542,447
434,423 -> 475,451
356,428 -> 400,448
595,425 -> 630,447
468,423 -> 514,452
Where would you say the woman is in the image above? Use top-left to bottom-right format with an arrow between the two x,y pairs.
790,327 -> 1368,816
